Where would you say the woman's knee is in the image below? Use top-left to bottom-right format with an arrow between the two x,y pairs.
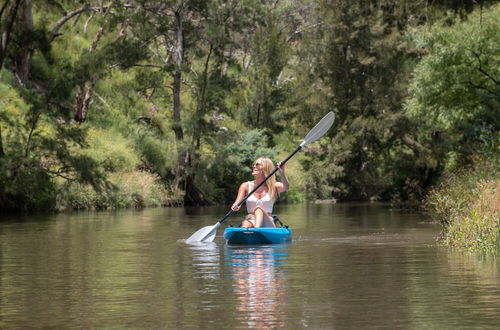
254,206 -> 265,215
241,219 -> 254,228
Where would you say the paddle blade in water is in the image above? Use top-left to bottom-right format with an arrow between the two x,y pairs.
302,112 -> 335,145
185,222 -> 220,243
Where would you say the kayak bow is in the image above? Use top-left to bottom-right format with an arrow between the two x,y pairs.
224,227 -> 292,245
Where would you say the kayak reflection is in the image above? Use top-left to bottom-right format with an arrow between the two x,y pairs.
224,244 -> 290,328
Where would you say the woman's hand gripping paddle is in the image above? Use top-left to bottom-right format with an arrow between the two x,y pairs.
185,112 -> 335,244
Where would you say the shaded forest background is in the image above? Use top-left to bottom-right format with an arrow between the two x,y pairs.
0,0 -> 498,213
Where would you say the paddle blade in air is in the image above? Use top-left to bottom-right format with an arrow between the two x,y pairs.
303,111 -> 335,145
185,223 -> 220,244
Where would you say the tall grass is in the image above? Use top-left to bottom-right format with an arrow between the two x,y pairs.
56,170 -> 184,211
425,158 -> 499,254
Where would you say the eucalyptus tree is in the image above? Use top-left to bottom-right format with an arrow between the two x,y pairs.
0,0 -> 22,71
123,0 -> 227,204
0,0 -> 93,210
238,10 -> 290,134
406,3 -> 499,171
291,0 -> 424,200
0,0 -> 146,211
126,0 -> 286,204
292,0 -> 491,201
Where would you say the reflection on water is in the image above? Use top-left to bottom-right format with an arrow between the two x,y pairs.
187,242 -> 220,280
224,244 -> 289,329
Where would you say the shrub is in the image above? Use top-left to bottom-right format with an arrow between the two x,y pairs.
0,158 -> 57,212
135,135 -> 176,178
425,158 -> 499,254
80,128 -> 140,172
198,129 -> 280,203
56,170 -> 182,211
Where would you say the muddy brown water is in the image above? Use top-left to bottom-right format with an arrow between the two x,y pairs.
1,203 -> 498,329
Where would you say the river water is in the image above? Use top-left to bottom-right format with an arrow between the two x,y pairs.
0,203 -> 498,329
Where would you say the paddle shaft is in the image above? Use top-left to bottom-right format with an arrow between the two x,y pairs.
217,144 -> 303,225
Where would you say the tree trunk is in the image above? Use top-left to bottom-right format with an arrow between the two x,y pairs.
74,76 -> 98,122
0,125 -> 4,158
192,44 -> 212,150
0,0 -> 22,70
172,70 -> 183,141
15,0 -> 33,84
169,8 -> 210,205
171,8 -> 187,193
74,23 -> 105,122
184,173 -> 210,206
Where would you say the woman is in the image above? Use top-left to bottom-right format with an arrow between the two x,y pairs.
231,157 -> 289,228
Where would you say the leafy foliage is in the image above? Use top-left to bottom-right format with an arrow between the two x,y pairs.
199,129 -> 280,203
291,0 -> 421,200
406,5 -> 500,171
0,72 -> 101,211
0,0 -> 497,218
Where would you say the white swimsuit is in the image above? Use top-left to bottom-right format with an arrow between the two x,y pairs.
246,181 -> 274,213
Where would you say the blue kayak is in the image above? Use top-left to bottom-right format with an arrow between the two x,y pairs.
223,227 -> 292,245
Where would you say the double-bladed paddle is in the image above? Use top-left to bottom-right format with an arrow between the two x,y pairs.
185,111 -> 335,243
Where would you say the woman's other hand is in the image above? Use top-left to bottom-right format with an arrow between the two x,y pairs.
277,161 -> 286,174
276,161 -> 289,192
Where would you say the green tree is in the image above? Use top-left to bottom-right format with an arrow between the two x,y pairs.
127,0 -> 286,204
239,11 -> 290,134
292,0 -> 421,200
0,1 -> 146,211
406,3 -> 500,172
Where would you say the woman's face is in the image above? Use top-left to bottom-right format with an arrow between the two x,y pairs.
251,159 -> 264,177
252,158 -> 273,177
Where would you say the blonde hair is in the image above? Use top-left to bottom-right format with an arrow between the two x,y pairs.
255,157 -> 278,201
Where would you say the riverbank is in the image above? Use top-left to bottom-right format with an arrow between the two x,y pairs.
424,159 -> 499,255
54,170 -> 185,212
